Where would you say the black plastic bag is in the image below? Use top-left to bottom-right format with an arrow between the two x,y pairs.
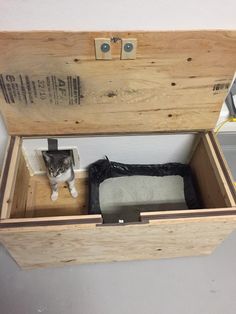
88,158 -> 201,222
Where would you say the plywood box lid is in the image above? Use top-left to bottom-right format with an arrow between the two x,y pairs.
0,31 -> 236,136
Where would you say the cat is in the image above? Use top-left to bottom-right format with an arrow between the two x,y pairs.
42,151 -> 78,201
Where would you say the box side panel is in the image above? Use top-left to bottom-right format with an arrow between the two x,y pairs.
209,132 -> 236,199
190,133 -> 236,208
0,136 -> 21,219
0,31 -> 236,135
0,216 -> 236,269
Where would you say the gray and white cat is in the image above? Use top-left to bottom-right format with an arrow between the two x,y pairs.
42,151 -> 78,201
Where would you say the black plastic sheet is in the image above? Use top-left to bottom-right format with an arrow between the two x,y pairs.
88,158 -> 201,221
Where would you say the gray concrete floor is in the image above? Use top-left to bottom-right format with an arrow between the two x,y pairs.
1,230 -> 236,314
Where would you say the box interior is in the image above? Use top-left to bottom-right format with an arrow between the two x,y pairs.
4,132 -> 233,223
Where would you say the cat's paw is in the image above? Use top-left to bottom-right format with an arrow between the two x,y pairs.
70,188 -> 78,198
51,192 -> 58,201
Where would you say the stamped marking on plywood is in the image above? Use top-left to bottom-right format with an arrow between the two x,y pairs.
0,74 -> 81,106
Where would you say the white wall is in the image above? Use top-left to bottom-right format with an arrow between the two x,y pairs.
1,0 -> 236,30
22,134 -> 196,174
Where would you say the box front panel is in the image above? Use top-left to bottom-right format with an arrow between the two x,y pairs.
1,216 -> 236,269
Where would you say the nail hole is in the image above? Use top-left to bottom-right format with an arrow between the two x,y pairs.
171,82 -> 176,86
168,114 -> 172,117
156,248 -> 162,251
107,91 -> 117,98
187,57 -> 192,62
75,121 -> 79,124
74,58 -> 79,62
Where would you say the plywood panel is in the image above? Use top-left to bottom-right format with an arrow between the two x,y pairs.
11,171 -> 88,218
190,134 -> 236,208
209,132 -> 236,200
0,136 -> 21,219
26,175 -> 88,218
0,216 -> 236,269
0,31 -> 236,135
11,152 -> 30,218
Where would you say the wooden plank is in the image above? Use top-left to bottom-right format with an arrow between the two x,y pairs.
24,180 -> 37,218
0,215 -> 102,228
209,132 -> 236,199
189,134 -> 234,208
1,31 -> 236,61
0,31 -> 236,135
0,216 -> 236,269
0,136 -> 21,219
11,152 -> 31,218
202,133 -> 236,206
140,207 -> 236,221
25,175 -> 88,218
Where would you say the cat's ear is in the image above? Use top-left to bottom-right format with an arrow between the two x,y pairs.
42,151 -> 51,164
63,156 -> 71,166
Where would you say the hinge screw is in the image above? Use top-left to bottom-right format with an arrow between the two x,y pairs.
101,43 -> 110,53
124,42 -> 134,52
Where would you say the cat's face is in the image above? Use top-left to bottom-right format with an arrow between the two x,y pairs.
42,151 -> 71,178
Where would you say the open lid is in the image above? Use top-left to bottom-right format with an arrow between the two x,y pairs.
0,31 -> 236,136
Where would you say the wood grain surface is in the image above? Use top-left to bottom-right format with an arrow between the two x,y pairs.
0,31 -> 235,135
1,216 -> 236,269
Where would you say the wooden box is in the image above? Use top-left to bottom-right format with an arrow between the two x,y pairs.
1,31 -> 236,269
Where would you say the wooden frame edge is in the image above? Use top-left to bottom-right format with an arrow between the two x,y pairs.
0,137 -> 14,214
209,132 -> 236,200
0,136 -> 22,219
140,207 -> 236,222
202,132 -> 236,207
0,214 -> 103,229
